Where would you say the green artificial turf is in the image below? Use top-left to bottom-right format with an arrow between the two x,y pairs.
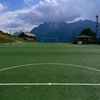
0,43 -> 100,100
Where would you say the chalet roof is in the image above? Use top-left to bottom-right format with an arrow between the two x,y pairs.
75,35 -> 95,39
24,32 -> 36,37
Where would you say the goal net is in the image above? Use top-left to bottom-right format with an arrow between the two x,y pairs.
41,37 -> 58,43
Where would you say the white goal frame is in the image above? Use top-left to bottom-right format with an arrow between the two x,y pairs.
41,37 -> 58,43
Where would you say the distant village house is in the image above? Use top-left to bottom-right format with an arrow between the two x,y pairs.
73,35 -> 96,44
18,32 -> 36,41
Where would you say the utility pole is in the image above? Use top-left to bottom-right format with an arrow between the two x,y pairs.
9,28 -> 12,44
96,14 -> 99,38
10,28 -> 12,35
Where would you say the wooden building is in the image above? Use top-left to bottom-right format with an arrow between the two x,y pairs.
73,35 -> 96,44
19,32 -> 36,41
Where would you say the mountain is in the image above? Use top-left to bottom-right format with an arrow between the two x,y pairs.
31,20 -> 100,43
13,31 -> 23,36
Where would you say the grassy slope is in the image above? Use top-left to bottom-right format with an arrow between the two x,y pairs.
0,44 -> 100,100
0,32 -> 35,43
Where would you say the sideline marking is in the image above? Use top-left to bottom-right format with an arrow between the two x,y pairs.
0,83 -> 100,86
0,63 -> 100,72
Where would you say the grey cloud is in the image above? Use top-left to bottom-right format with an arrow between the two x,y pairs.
0,0 -> 100,33
4,22 -> 22,28
17,0 -> 81,24
17,0 -> 100,25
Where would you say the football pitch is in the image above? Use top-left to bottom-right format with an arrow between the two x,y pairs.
0,43 -> 100,100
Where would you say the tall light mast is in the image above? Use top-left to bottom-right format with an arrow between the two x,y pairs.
96,14 -> 99,38
9,28 -> 12,35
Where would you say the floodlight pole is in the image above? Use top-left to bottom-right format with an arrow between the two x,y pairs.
10,28 -> 12,35
96,14 -> 99,38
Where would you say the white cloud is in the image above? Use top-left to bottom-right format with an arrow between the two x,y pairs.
0,3 -> 4,10
18,0 -> 80,24
17,0 -> 100,24
0,0 -> 100,33
24,0 -> 34,7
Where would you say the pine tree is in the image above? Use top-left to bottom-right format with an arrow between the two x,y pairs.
80,28 -> 96,37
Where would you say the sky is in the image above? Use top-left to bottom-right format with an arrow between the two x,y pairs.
0,0 -> 100,34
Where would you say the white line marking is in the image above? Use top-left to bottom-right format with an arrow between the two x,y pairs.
0,63 -> 100,72
0,83 -> 100,86
0,63 -> 100,86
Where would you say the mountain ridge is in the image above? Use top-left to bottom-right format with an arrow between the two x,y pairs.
30,20 -> 100,42
13,20 -> 100,43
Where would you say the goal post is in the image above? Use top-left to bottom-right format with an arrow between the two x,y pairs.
41,37 -> 58,43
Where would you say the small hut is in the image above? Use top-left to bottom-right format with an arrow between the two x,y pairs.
73,35 -> 96,44
18,32 -> 36,41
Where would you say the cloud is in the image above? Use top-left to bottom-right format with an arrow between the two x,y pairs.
0,0 -> 100,33
24,0 -> 34,3
17,0 -> 100,25
24,0 -> 34,7
17,0 -> 81,24
0,10 -> 34,33
0,0 -> 81,33
0,3 -> 4,10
